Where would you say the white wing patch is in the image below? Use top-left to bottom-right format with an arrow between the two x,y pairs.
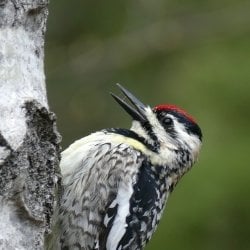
58,131 -> 144,249
106,180 -> 134,250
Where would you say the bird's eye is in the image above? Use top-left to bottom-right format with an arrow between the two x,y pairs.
163,117 -> 173,126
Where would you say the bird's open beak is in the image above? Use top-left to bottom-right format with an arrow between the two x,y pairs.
110,84 -> 147,123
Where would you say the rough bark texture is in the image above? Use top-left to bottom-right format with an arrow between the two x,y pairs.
0,1 -> 61,249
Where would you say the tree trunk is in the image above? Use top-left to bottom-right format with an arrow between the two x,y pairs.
0,0 -> 61,249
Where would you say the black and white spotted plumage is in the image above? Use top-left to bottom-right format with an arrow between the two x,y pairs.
46,84 -> 202,250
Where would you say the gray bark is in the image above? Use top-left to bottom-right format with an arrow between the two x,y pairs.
0,1 -> 61,249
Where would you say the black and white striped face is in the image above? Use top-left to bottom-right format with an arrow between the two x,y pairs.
153,106 -> 202,161
130,105 -> 202,163
111,84 -> 202,165
154,106 -> 202,141
153,105 -> 202,147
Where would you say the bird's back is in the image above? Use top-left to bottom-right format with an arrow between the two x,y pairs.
47,131 -> 159,249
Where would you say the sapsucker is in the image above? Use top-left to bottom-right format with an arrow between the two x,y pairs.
46,84 -> 202,250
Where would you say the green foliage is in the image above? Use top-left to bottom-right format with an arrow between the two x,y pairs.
46,1 -> 250,249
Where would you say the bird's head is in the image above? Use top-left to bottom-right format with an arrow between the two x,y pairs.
111,84 -> 202,167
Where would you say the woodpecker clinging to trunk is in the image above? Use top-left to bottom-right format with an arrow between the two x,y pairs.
46,84 -> 202,250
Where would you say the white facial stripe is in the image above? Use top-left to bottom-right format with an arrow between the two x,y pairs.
170,117 -> 201,162
144,108 -> 177,149
131,107 -> 201,165
130,121 -> 151,143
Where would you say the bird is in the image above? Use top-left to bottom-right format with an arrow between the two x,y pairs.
46,84 -> 202,250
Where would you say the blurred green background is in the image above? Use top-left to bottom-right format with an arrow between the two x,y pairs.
46,1 -> 250,249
